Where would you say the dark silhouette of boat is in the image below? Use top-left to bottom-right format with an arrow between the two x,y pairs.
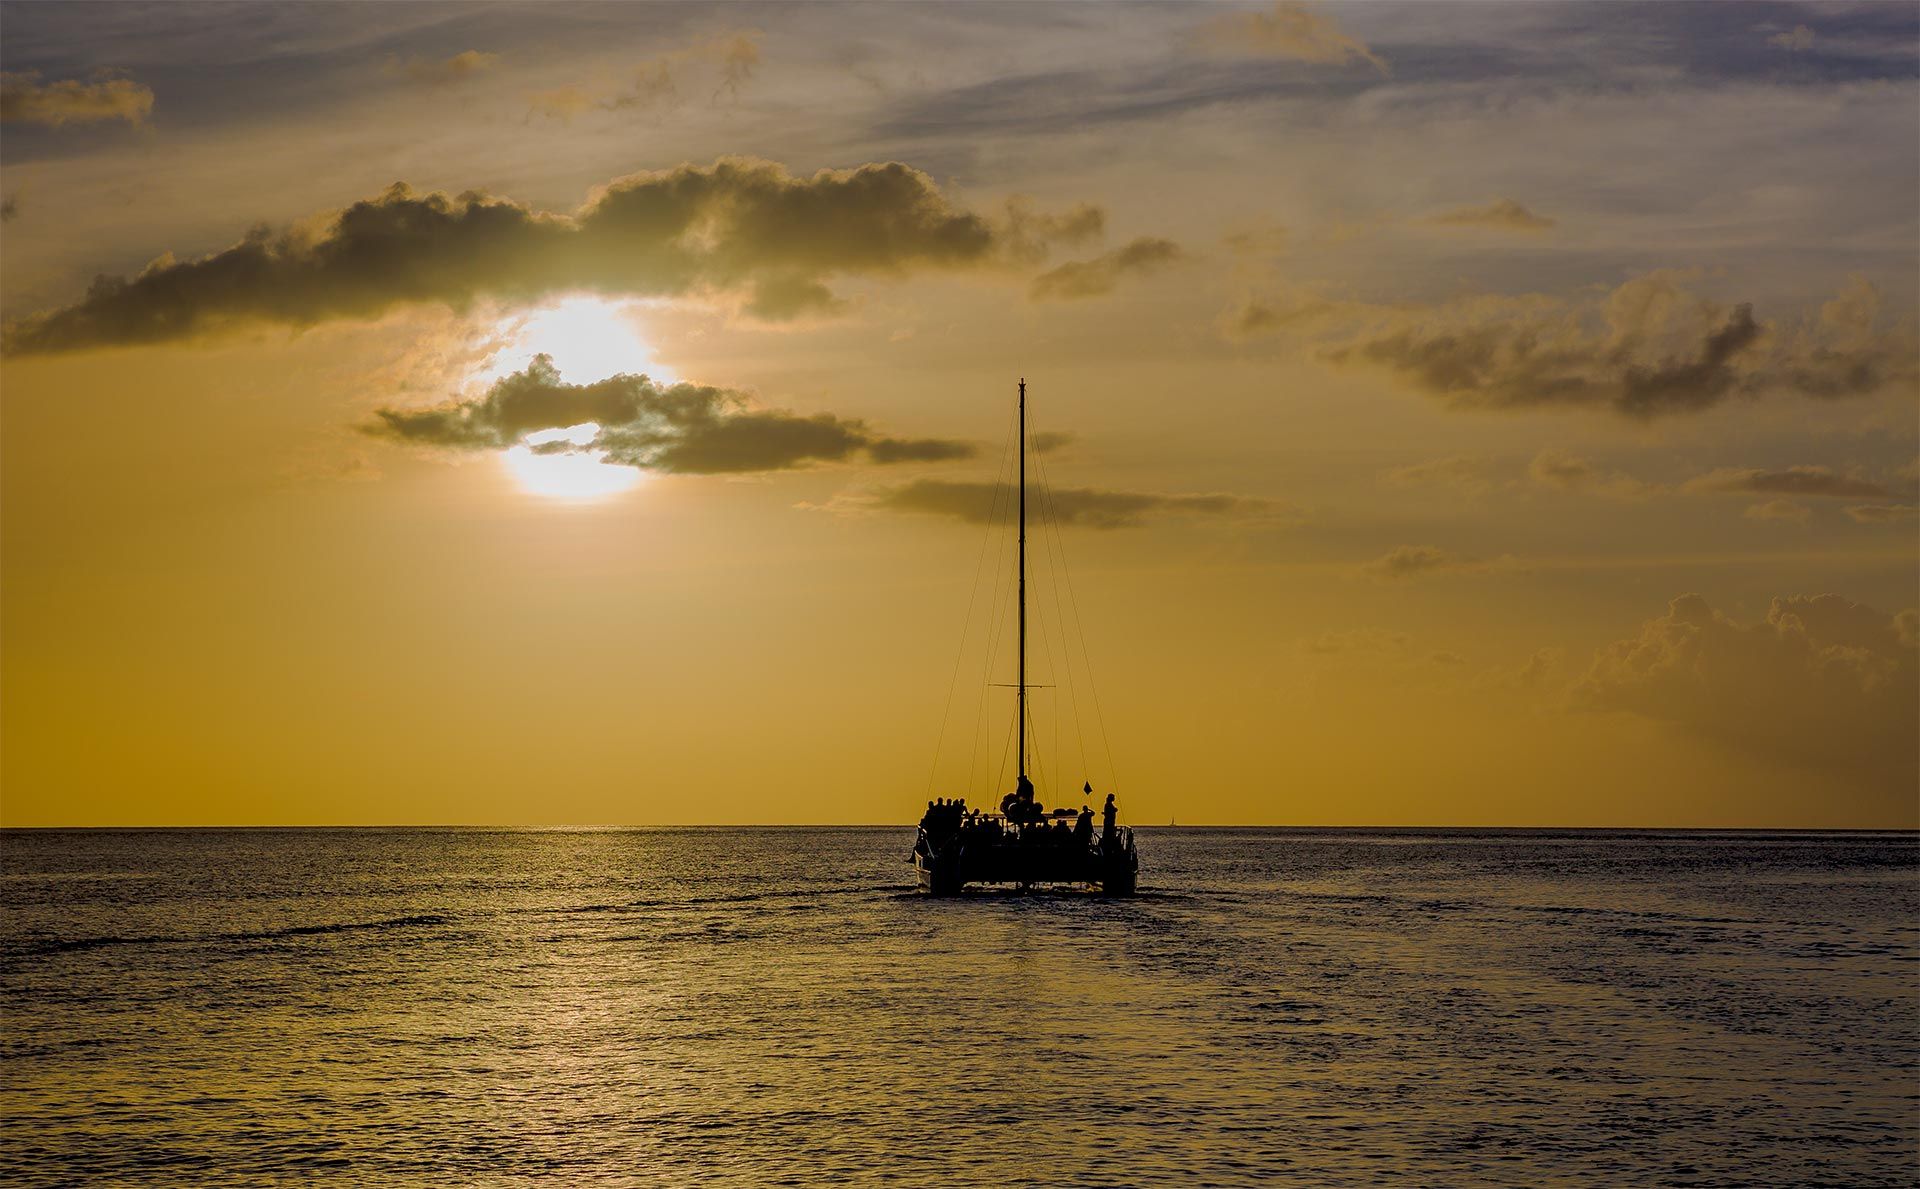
911,380 -> 1139,896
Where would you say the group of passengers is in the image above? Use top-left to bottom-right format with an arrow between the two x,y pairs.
919,775 -> 1121,851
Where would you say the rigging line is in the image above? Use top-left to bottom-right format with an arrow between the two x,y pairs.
993,693 -> 1018,800
972,399 -> 1022,794
1032,484 -> 1062,784
1027,522 -> 1054,784
1035,442 -> 1122,796
925,404 -> 1018,799
1024,694 -> 1048,795
1033,441 -> 1091,788
1029,443 -> 1078,771
970,432 -> 1014,799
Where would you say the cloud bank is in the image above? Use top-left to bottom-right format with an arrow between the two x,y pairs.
1575,593 -> 1918,780
369,356 -> 975,474
6,158 -> 1106,352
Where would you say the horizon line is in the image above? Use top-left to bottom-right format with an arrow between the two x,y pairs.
3,823 -> 1915,833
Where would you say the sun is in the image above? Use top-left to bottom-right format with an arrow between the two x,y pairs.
479,295 -> 676,389
479,296 -> 671,500
501,422 -> 644,501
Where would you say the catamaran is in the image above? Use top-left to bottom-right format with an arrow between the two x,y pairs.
911,380 -> 1139,896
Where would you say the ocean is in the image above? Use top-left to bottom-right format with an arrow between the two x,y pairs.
2,828 -> 1915,1186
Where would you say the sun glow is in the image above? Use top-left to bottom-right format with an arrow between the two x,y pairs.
481,296 -> 670,500
502,423 -> 644,501
480,295 -> 676,387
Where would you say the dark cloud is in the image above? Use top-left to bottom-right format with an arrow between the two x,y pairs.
1682,465 -> 1887,499
1292,273 -> 1918,419
0,71 -> 154,127
866,478 -> 1274,530
1424,198 -> 1554,233
1335,302 -> 1761,418
368,355 -> 975,475
5,158 -> 1104,353
1575,593 -> 1918,781
1029,236 -> 1182,301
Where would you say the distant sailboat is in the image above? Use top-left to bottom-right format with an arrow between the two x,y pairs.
911,380 -> 1139,896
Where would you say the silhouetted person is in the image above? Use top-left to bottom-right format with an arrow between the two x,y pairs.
1075,805 -> 1093,846
1101,793 -> 1118,846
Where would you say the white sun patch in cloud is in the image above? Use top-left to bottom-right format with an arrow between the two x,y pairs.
477,295 -> 676,387
502,421 -> 644,501
474,297 -> 669,500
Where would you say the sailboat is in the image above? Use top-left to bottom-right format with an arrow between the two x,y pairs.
911,380 -> 1140,896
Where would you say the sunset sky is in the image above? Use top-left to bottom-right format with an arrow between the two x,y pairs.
3,1 -> 1915,828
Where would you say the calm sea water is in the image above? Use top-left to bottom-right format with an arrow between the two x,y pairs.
2,828 -> 1915,1186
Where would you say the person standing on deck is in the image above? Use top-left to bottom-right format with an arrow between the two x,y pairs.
1101,793 -> 1118,846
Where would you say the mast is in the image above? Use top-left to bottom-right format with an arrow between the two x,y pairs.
1017,377 -> 1027,781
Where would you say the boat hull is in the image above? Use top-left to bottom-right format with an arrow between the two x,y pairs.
912,827 -> 1137,896
913,846 -> 965,896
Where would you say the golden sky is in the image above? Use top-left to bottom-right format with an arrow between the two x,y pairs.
3,2 -> 1916,827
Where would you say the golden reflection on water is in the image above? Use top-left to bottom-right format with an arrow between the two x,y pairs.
2,828 -> 1915,1184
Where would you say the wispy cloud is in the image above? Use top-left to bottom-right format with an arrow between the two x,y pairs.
1768,25 -> 1816,52
0,71 -> 153,127
1528,450 -> 1660,500
1363,545 -> 1498,580
1029,237 -> 1181,301
1844,504 -> 1918,524
529,32 -> 760,120
1682,465 -> 1887,500
1192,2 -> 1389,74
847,478 -> 1282,530
386,51 -> 501,87
1423,198 -> 1555,233
1744,499 -> 1810,524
